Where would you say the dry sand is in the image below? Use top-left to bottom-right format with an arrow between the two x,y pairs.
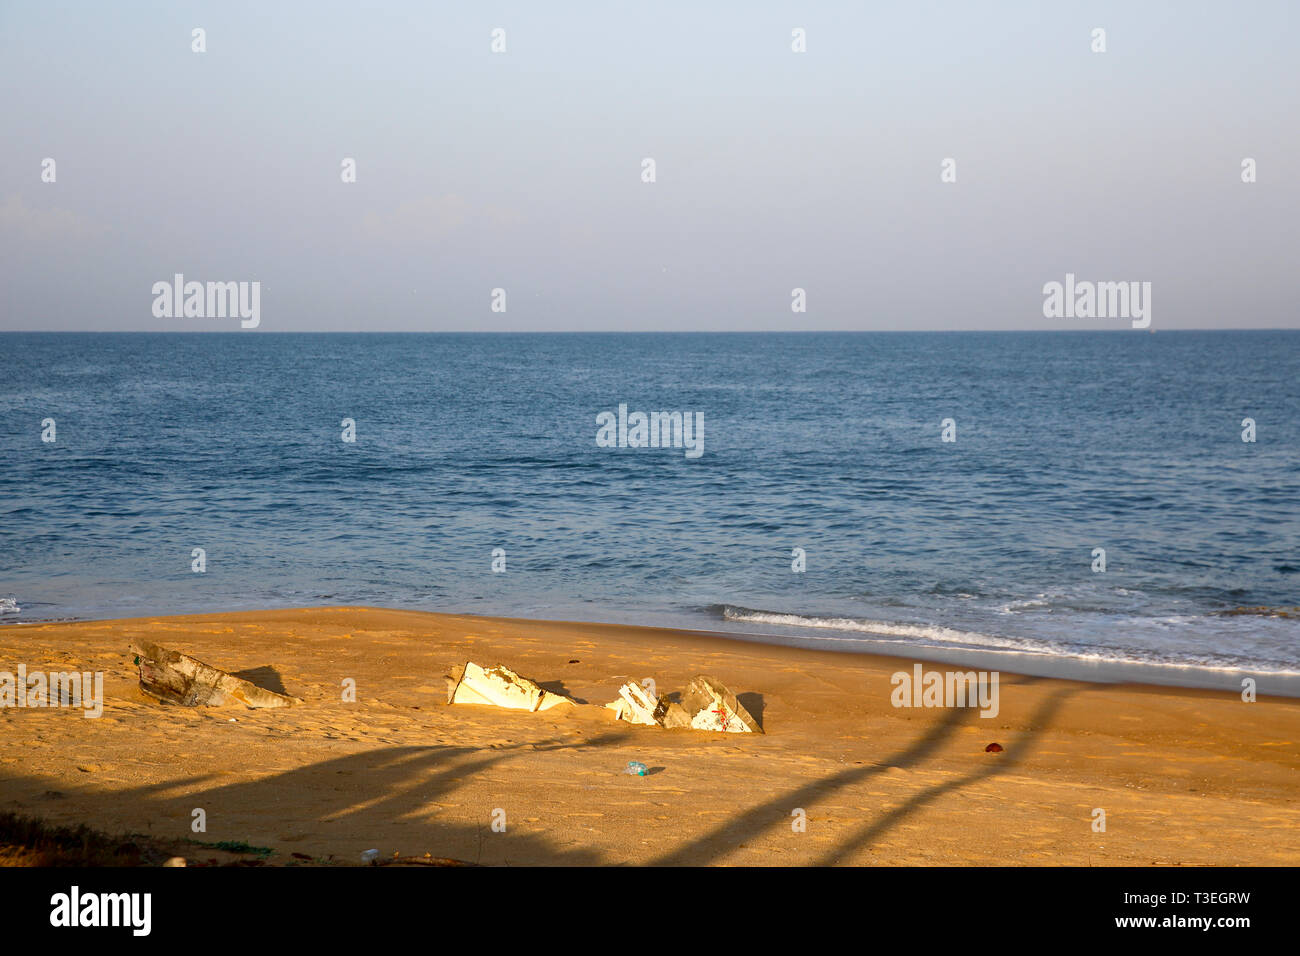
1,607 -> 1296,865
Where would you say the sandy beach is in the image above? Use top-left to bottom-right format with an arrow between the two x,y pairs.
1,607 -> 1297,866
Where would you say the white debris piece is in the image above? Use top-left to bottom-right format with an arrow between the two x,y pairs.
131,641 -> 301,708
679,675 -> 762,733
445,662 -> 575,712
607,681 -> 659,725
606,680 -> 692,728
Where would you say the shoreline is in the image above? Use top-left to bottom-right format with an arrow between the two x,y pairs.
2,606 -> 1298,866
5,602 -> 1299,698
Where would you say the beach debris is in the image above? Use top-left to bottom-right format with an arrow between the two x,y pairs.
985,742 -> 1004,753
445,661 -> 576,712
361,849 -> 380,864
679,675 -> 762,734
130,641 -> 301,708
626,761 -> 648,776
605,680 -> 691,728
568,659 -> 581,664
605,676 -> 761,733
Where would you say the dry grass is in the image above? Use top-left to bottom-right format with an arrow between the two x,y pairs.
0,811 -> 165,866
0,812 -> 474,867
0,812 -> 273,867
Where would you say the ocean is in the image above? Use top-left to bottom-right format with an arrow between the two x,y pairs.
2,331 -> 1298,693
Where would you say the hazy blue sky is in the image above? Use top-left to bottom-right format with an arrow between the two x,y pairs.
2,1 -> 1296,331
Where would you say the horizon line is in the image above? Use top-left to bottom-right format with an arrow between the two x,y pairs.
0,327 -> 1293,335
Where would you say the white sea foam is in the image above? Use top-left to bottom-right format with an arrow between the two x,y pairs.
0,598 -> 19,614
719,605 -> 1300,676
721,606 -> 1047,653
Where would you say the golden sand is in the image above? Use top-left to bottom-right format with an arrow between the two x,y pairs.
1,607 -> 1296,865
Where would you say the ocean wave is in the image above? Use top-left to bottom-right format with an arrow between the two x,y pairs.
715,604 -> 1300,675
719,605 -> 1047,653
0,597 -> 19,614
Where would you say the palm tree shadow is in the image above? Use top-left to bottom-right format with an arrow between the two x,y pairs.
0,732 -> 634,866
651,701 -> 972,865
813,685 -> 1079,865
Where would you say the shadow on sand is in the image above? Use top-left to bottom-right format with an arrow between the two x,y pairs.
1,681 -> 1078,865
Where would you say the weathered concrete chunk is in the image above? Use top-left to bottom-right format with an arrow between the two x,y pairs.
606,681 -> 691,728
679,675 -> 761,733
445,662 -> 575,712
131,641 -> 301,708
605,680 -> 658,725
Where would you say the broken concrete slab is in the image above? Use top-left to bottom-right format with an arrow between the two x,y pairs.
130,641 -> 301,708
605,681 -> 691,728
679,675 -> 762,733
605,681 -> 657,725
445,662 -> 576,712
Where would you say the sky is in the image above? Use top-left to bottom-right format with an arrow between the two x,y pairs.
1,0 -> 1297,331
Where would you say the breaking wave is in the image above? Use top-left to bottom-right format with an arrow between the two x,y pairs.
719,605 -> 1048,653
715,604 -> 1300,676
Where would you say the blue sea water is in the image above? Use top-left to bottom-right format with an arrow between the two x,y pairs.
2,331 -> 1298,693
